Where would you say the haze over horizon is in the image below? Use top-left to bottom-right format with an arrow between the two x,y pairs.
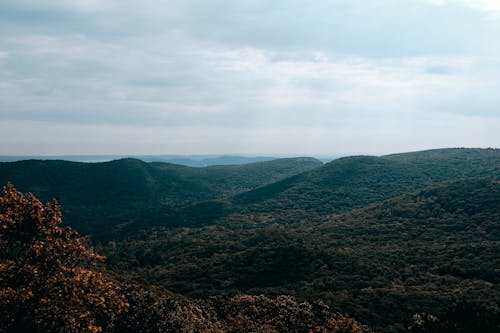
1,0 -> 499,155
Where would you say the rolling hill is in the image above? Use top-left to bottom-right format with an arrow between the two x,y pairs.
1,147 -> 499,331
209,148 -> 500,226
104,177 -> 500,332
0,157 -> 322,238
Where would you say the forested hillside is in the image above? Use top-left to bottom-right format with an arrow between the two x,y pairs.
1,148 -> 499,332
223,148 -> 500,224
0,184 -> 367,333
103,177 -> 500,332
0,157 -> 321,239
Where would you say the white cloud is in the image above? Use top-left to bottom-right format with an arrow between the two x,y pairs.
0,0 -> 499,154
426,0 -> 500,13
463,0 -> 500,12
1,116 -> 498,155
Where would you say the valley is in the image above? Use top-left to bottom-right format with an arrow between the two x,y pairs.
1,148 -> 499,332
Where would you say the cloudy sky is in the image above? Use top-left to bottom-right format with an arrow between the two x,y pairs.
0,0 -> 499,155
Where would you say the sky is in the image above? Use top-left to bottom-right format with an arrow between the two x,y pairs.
0,0 -> 499,156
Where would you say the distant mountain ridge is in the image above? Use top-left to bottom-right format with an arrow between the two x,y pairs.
1,147 -> 499,332
0,154 -> 341,165
0,156 -> 322,238
1,148 -> 498,238
0,154 -> 285,166
216,148 -> 499,225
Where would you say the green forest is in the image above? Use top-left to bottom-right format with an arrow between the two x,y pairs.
1,148 -> 499,332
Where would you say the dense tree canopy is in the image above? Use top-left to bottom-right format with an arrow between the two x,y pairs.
0,183 -> 127,333
0,184 -> 369,333
0,148 -> 498,332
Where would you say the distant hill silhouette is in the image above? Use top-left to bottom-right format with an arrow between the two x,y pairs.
1,147 -> 499,332
221,148 -> 499,224
0,154 -> 279,166
0,157 -> 322,238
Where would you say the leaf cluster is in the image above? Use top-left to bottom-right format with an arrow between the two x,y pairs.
0,184 -> 127,333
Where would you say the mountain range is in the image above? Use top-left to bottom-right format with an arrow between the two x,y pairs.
1,147 -> 499,332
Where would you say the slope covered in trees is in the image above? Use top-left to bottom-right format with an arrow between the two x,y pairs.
104,177 -> 500,332
0,184 -> 368,333
221,148 -> 500,225
0,157 -> 321,239
1,148 -> 499,332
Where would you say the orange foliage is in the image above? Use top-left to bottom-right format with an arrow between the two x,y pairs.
0,183 -> 127,333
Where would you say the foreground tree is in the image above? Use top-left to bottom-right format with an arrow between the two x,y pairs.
0,183 -> 127,333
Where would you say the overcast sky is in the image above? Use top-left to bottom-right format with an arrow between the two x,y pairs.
0,0 -> 499,155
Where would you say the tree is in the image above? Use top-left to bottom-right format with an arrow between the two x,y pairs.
0,183 -> 127,333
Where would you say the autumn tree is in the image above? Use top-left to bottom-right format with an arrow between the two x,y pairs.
0,183 -> 127,333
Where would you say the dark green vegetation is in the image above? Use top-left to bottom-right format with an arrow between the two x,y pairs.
224,148 -> 500,224
0,184 -> 367,333
1,148 -> 499,332
107,177 -> 499,332
0,157 -> 321,239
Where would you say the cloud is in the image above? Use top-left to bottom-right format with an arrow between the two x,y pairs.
426,0 -> 500,13
1,39 -> 497,127
3,0 -> 499,55
0,0 -> 499,154
1,117 -> 498,155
